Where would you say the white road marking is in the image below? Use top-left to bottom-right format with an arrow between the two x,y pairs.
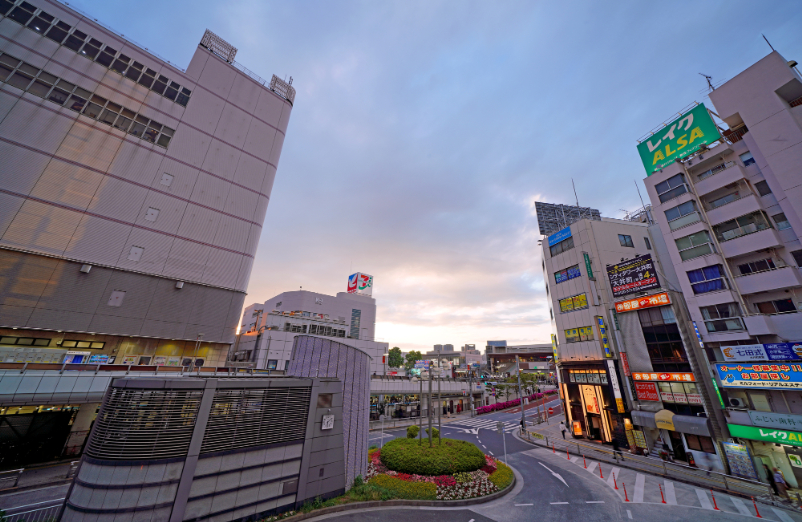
606,467 -> 620,489
550,502 -> 569,504
772,507 -> 794,522
489,451 -> 494,455
586,501 -> 604,503
729,497 -> 751,517
468,519 -> 474,522
627,510 -> 632,519
696,489 -> 714,510
514,503 -> 533,506
570,456 -> 582,465
634,474 -> 645,503
586,461 -> 598,474
663,480 -> 676,505
482,444 -> 487,448
538,462 -> 569,487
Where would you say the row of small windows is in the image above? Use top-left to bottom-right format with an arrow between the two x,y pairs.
0,0 -> 191,107
558,293 -> 588,313
549,233 -> 650,259
565,326 -> 594,343
0,52 -> 175,148
283,322 -> 346,338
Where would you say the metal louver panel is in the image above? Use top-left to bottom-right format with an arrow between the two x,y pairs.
200,387 -> 311,453
86,388 -> 203,460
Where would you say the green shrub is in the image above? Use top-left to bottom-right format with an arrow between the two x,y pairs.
347,481 -> 394,501
352,475 -> 364,488
407,425 -> 420,439
380,438 -> 486,475
489,460 -> 513,489
453,471 -> 474,483
425,427 -> 440,439
368,475 -> 437,500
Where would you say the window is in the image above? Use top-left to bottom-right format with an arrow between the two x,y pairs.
655,174 -> 687,203
618,234 -> 634,248
713,211 -> 771,242
697,162 -> 734,181
685,434 -> 716,454
267,360 -> 278,370
737,258 -> 776,275
700,303 -> 744,332
285,360 -> 290,370
558,293 -> 588,313
639,308 -> 687,368
554,264 -> 581,284
793,250 -> 802,267
740,151 -> 756,167
644,237 -> 652,250
755,181 -> 772,197
708,191 -> 740,209
755,299 -> 797,315
772,213 -> 792,230
675,231 -> 712,261
549,236 -> 574,257
317,393 -> 333,408
565,326 -> 594,343
687,265 -> 726,294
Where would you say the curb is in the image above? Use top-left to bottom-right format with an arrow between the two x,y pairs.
276,465 -> 518,522
0,479 -> 73,496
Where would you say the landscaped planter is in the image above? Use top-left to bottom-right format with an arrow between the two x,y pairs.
476,390 -> 558,415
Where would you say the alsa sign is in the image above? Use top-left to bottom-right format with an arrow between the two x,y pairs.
636,104 -> 721,176
347,273 -> 373,296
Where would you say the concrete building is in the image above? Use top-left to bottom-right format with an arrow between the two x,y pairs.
0,0 -> 293,464
641,51 -> 802,484
484,341 -> 553,376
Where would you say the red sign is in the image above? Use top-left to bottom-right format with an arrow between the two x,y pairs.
635,382 -> 660,401
615,292 -> 670,313
548,407 -> 554,415
387,371 -> 397,376
633,372 -> 695,382
620,353 -> 631,376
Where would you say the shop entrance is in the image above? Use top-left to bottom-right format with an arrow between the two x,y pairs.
0,410 -> 75,467
668,431 -> 687,462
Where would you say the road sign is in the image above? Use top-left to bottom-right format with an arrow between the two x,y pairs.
548,407 -> 554,415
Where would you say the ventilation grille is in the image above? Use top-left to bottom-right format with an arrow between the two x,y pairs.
201,387 -> 311,453
86,388 -> 203,460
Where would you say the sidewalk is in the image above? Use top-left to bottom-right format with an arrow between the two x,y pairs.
369,409 -> 475,432
0,460 -> 76,495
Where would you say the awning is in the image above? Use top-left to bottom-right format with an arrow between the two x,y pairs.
630,409 -> 712,437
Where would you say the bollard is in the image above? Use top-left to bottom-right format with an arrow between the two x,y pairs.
599,463 -> 603,479
552,444 -> 555,454
751,497 -> 762,518
613,473 -> 618,490
583,455 -> 587,469
567,448 -> 570,460
659,484 -> 666,503
623,482 -> 629,502
710,490 -> 719,511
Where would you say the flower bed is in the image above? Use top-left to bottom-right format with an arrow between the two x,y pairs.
379,437 -> 486,475
368,448 -> 505,501
476,390 -> 558,415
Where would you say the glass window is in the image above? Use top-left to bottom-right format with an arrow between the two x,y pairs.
738,258 -> 776,275
572,294 -> 588,310
793,250 -> 802,267
152,75 -> 168,95
701,303 -> 744,332
124,61 -> 144,81
755,181 -> 772,197
156,126 -> 174,148
618,234 -> 634,248
714,211 -> 771,242
111,54 -> 130,74
644,237 -> 652,250
655,174 -> 687,203
558,296 -> 573,313
176,87 -> 191,107
554,264 -> 581,284
708,191 -> 740,209
80,38 -> 102,60
129,115 -> 149,137
165,81 -> 180,101
0,0 -> 14,15
772,213 -> 792,230
549,236 -> 574,257
755,299 -> 797,314
8,4 -> 35,25
44,21 -> 71,43
95,46 -> 116,68
687,265 -> 726,294
6,67 -> 34,90
138,68 -> 156,88
740,151 -> 756,167
267,360 -> 278,370
675,231 -> 712,261
28,14 -> 52,34
64,29 -> 88,52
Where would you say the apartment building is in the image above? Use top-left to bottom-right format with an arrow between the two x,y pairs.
641,51 -> 802,484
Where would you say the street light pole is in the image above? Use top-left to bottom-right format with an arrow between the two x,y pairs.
437,347 -> 442,443
428,362 -> 433,447
469,367 -> 474,418
516,355 -> 526,433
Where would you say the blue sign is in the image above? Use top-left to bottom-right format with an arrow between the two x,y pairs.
554,265 -> 582,284
715,362 -> 802,390
548,227 -> 572,247
720,342 -> 802,362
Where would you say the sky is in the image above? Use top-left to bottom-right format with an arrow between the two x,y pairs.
75,0 -> 802,354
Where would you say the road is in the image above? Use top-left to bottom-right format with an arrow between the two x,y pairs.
361,403 -> 802,522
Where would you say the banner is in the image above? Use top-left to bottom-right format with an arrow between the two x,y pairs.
634,382 -> 659,401
637,103 -> 721,176
633,371 -> 695,382
607,254 -> 661,298
720,343 -> 802,362
715,362 -> 802,389
615,292 -> 670,313
728,423 -> 802,448
548,227 -> 572,247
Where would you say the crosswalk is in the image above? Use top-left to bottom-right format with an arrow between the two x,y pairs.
523,449 -> 801,521
446,417 -> 521,434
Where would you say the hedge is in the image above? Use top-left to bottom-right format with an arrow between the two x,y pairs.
380,438 -> 486,476
476,390 -> 558,415
368,475 -> 437,500
406,425 -> 419,439
488,460 -> 513,489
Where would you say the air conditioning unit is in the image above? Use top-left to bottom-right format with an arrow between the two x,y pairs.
729,397 -> 747,408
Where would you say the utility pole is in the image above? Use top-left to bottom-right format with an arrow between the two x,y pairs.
516,355 -> 525,433
437,347 -> 442,444
469,367 -> 474,417
428,362 -> 433,447
418,377 -> 423,445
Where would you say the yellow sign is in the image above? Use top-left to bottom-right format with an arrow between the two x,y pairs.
616,398 -> 625,414
551,334 -> 559,363
655,409 -> 676,431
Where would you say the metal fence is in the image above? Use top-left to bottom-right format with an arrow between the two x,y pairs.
1,499 -> 64,522
0,468 -> 23,490
520,429 -> 774,500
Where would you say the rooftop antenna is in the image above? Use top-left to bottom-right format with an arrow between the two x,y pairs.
635,180 -> 652,224
572,178 -> 580,207
699,73 -> 714,92
762,34 -> 775,52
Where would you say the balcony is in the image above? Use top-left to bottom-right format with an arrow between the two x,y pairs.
706,193 -> 761,226
743,315 -> 773,335
735,266 -> 802,294
743,313 -> 802,339
668,211 -> 703,231
718,228 -> 782,259
694,162 -> 746,196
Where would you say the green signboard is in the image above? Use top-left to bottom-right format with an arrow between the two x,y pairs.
727,423 -> 802,447
637,104 -> 721,176
583,252 -> 594,280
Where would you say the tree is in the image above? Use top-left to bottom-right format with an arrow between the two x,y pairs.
404,350 -> 423,372
387,347 -> 403,369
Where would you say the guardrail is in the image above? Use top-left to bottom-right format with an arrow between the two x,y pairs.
0,468 -> 23,490
1,499 -> 65,522
519,429 -> 774,500
0,362 -> 266,375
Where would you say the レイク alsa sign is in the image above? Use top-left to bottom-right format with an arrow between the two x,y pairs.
636,104 -> 721,176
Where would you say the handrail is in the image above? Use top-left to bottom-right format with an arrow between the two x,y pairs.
0,362 -> 258,374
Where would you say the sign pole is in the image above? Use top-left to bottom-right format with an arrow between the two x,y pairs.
498,421 -> 507,465
380,414 -> 385,448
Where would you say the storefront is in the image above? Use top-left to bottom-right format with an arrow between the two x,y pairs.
630,408 -> 722,470
562,365 -> 615,443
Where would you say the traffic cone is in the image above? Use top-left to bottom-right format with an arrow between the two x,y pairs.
659,484 -> 666,503
752,497 -> 762,518
583,455 -> 587,468
613,473 -> 618,490
710,490 -> 719,511
599,463 -> 603,479
623,483 -> 629,502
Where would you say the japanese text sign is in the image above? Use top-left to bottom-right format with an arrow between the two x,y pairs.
634,382 -> 659,401
716,362 -> 802,390
727,423 -> 802,448
615,292 -> 670,313
607,254 -> 661,298
720,343 -> 802,362
632,372 -> 695,382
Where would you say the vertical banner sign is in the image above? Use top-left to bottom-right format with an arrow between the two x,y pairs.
551,334 -> 559,363
606,359 -> 625,413
692,321 -> 704,348
637,103 -> 722,176
620,353 -> 631,376
583,252 -> 594,280
596,316 -> 612,358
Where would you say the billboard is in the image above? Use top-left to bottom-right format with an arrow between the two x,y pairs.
719,343 -> 802,362
715,362 -> 802,390
637,103 -> 721,176
614,292 -> 670,313
347,273 -> 374,296
547,227 -> 572,247
535,202 -> 601,236
607,254 -> 661,298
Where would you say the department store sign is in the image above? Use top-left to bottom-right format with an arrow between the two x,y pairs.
727,423 -> 802,448
720,343 -> 802,362
614,292 -> 670,313
715,363 -> 802,389
749,411 -> 802,431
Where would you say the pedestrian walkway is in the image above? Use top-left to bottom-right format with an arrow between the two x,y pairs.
523,448 -> 801,521
445,417 -> 520,433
